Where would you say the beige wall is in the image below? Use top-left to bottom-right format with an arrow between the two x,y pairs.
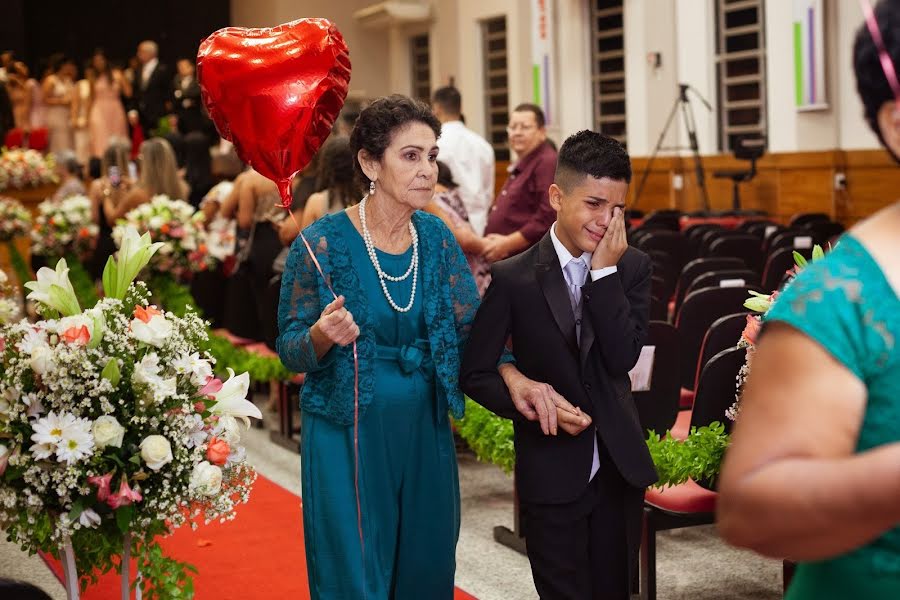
228,0 -> 883,156
229,0 -> 392,99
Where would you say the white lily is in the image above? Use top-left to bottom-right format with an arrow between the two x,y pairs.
207,368 -> 261,428
23,259 -> 81,316
103,226 -> 164,300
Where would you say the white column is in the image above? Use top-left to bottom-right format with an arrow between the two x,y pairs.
554,0 -> 592,141
674,0 -> 717,154
624,0 -> 649,155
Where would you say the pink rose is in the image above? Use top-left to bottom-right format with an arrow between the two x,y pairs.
742,315 -> 761,346
206,436 -> 231,466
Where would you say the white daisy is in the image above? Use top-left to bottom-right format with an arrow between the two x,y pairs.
55,418 -> 94,464
31,412 -> 76,446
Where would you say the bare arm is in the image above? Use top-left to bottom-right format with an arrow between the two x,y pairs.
88,179 -> 103,225
218,175 -> 242,219
104,187 -> 148,225
423,201 -> 485,255
236,179 -> 257,229
716,322 -> 900,560
115,70 -> 132,99
300,192 -> 327,230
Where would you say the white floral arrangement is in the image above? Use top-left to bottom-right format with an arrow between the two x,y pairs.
113,195 -> 216,282
0,269 -> 21,325
31,195 -> 99,259
0,148 -> 58,192
726,245 -> 826,421
0,196 -> 33,243
0,227 -> 260,595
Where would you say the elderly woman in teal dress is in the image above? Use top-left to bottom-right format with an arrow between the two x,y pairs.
277,95 -> 543,599
717,2 -> 900,598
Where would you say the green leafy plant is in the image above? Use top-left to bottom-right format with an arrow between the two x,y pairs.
453,399 -> 515,474
645,422 -> 730,489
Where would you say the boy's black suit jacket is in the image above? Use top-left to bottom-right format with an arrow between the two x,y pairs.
460,233 -> 658,504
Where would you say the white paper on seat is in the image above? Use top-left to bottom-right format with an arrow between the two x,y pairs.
719,278 -> 746,288
794,236 -> 813,249
629,345 -> 656,392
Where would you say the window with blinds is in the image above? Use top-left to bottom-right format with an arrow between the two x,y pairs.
590,0 -> 626,146
410,34 -> 431,103
715,0 -> 767,152
482,16 -> 510,161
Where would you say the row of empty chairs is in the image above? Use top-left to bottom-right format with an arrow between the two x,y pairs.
632,310 -> 753,599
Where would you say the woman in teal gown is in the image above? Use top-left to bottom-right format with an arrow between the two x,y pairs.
277,95 -> 511,599
717,2 -> 900,597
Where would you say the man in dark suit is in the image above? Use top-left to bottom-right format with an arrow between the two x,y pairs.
461,130 -> 657,599
129,40 -> 172,137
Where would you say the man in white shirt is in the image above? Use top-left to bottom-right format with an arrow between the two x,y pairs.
432,86 -> 495,235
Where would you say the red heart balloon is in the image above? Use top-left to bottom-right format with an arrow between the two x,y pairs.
197,18 -> 351,206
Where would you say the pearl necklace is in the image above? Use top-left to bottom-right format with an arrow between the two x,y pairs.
359,195 -> 419,313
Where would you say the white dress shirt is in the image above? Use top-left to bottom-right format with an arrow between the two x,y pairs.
141,58 -> 158,89
549,223 -> 617,482
436,120 -> 495,235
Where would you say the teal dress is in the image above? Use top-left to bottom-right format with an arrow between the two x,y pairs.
765,235 -> 900,599
295,213 -> 459,599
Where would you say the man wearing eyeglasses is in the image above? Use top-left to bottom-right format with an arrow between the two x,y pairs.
483,103 -> 558,262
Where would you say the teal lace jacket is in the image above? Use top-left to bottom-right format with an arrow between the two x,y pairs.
767,235 -> 900,585
276,210 -> 484,426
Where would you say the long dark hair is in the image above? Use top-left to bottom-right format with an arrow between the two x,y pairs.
315,135 -> 362,209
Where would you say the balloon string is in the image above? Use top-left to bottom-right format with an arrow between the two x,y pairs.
277,193 -> 366,596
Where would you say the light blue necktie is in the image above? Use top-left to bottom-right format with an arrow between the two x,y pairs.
563,258 -> 589,343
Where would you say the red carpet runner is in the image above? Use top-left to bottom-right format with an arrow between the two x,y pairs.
43,474 -> 477,599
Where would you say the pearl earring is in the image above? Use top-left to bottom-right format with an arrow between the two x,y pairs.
369,181 -> 375,196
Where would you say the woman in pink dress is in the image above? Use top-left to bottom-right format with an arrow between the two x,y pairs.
88,50 -> 130,159
42,55 -> 75,154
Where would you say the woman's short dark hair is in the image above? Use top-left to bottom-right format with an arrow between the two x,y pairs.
349,94 -> 441,187
436,160 -> 457,189
854,0 -> 900,155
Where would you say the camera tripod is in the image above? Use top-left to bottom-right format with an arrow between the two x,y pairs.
633,83 -> 713,212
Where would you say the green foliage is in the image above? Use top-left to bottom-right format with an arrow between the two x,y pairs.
147,273 -> 293,382
5,241 -> 31,292
203,332 -> 293,381
136,539 -> 198,600
63,253 -> 100,307
453,398 -> 515,474
645,422 -> 731,489
148,274 -> 197,319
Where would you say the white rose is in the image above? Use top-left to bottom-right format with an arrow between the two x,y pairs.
189,461 -> 222,496
0,270 -> 7,284
92,416 -> 125,449
139,435 -> 173,471
30,345 -> 55,376
130,315 -> 173,347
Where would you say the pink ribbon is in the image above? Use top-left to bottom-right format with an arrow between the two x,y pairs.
276,190 -> 366,585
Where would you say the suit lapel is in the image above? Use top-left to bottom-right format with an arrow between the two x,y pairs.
535,235 -> 578,353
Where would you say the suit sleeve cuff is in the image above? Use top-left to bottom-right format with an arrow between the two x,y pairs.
589,266 -> 617,281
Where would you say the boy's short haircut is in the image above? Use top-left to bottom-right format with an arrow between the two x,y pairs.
555,130 -> 632,192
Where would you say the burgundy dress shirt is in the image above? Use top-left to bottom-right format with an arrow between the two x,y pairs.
484,141 -> 558,245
